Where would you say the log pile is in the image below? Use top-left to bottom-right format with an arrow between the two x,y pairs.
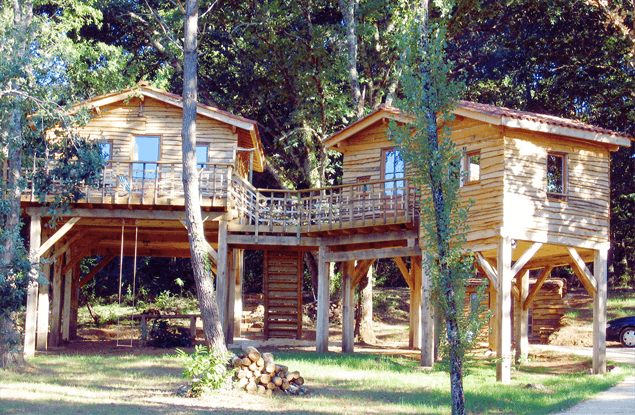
232,346 -> 308,396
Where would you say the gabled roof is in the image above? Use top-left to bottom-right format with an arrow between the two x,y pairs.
74,82 -> 266,172
325,102 -> 633,150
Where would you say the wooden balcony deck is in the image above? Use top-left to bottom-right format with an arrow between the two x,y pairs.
18,161 -> 419,235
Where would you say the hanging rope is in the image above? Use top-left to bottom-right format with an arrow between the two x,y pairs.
116,219 -> 139,347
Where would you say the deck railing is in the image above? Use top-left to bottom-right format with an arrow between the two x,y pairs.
14,159 -> 419,232
229,177 -> 419,235
19,160 -> 233,207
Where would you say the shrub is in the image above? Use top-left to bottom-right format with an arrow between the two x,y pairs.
176,345 -> 234,396
147,319 -> 192,348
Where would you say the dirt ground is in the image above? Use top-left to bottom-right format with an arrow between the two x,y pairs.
50,287 -> 595,376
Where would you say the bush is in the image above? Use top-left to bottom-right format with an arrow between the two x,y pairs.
147,319 -> 192,348
176,345 -> 234,396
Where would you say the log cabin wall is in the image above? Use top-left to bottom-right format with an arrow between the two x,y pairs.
502,129 -> 611,246
78,96 -> 240,173
340,121 -> 388,185
448,117 -> 506,244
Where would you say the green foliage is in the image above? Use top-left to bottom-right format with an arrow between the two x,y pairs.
390,2 -> 486,376
176,345 -> 234,396
147,319 -> 192,349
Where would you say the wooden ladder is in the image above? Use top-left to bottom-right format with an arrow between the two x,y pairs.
264,250 -> 303,340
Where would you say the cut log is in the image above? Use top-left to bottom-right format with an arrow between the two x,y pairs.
260,374 -> 271,384
265,363 -> 276,374
273,376 -> 283,387
246,381 -> 257,392
241,357 -> 251,366
245,346 -> 261,362
266,381 -> 276,390
281,378 -> 290,390
239,377 -> 249,388
257,384 -> 266,394
295,376 -> 305,385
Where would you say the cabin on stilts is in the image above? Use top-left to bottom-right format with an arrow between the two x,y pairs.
324,102 -> 632,382
18,83 -> 631,384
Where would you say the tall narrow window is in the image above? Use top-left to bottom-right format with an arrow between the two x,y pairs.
547,153 -> 567,200
99,141 -> 112,167
196,145 -> 209,169
382,148 -> 405,195
461,150 -> 481,186
133,136 -> 160,180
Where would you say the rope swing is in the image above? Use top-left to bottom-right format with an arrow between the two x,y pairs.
116,219 -> 139,347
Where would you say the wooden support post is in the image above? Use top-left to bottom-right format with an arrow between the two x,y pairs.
341,261 -> 355,353
62,249 -> 73,341
410,256 -> 422,349
24,215 -> 41,358
488,282 -> 498,351
593,247 -> 608,375
36,261 -> 50,351
421,257 -> 435,367
50,248 -> 63,347
216,219 -> 229,340
514,270 -> 529,364
234,249 -> 244,339
226,248 -> 236,345
496,236 -> 512,384
316,245 -> 330,353
69,258 -> 80,339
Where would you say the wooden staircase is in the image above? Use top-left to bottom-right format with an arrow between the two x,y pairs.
263,250 -> 303,339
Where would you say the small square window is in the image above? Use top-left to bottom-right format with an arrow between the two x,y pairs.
547,153 -> 567,200
358,176 -> 371,192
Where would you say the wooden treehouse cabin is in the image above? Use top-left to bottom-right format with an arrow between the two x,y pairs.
19,83 -> 421,359
324,102 -> 632,382
19,84 -> 631,384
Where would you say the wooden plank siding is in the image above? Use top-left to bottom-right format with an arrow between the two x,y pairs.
80,97 -> 239,166
502,129 -> 611,246
330,112 -> 616,250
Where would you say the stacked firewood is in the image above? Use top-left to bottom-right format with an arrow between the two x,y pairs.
232,346 -> 308,396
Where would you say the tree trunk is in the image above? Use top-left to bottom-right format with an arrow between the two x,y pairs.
181,0 -> 227,354
356,264 -> 376,344
0,312 -> 24,368
339,0 -> 364,119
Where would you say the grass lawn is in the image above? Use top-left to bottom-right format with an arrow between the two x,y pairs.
1,350 -> 632,415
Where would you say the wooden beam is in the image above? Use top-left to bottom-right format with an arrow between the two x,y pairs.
567,247 -> 597,298
523,266 -> 554,310
352,259 -> 376,287
60,245 -> 94,276
26,207 -> 226,222
409,256 -> 422,349
227,233 -> 322,247
475,252 -> 499,289
24,215 -> 42,358
216,219 -> 229,341
323,229 -> 419,246
316,244 -> 329,353
394,257 -> 413,289
80,255 -> 116,288
514,271 -> 529,363
37,217 -> 81,257
510,242 -> 542,277
341,261 -> 355,353
50,229 -> 89,261
592,248 -> 608,375
325,246 -> 421,262
497,236 -> 512,384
